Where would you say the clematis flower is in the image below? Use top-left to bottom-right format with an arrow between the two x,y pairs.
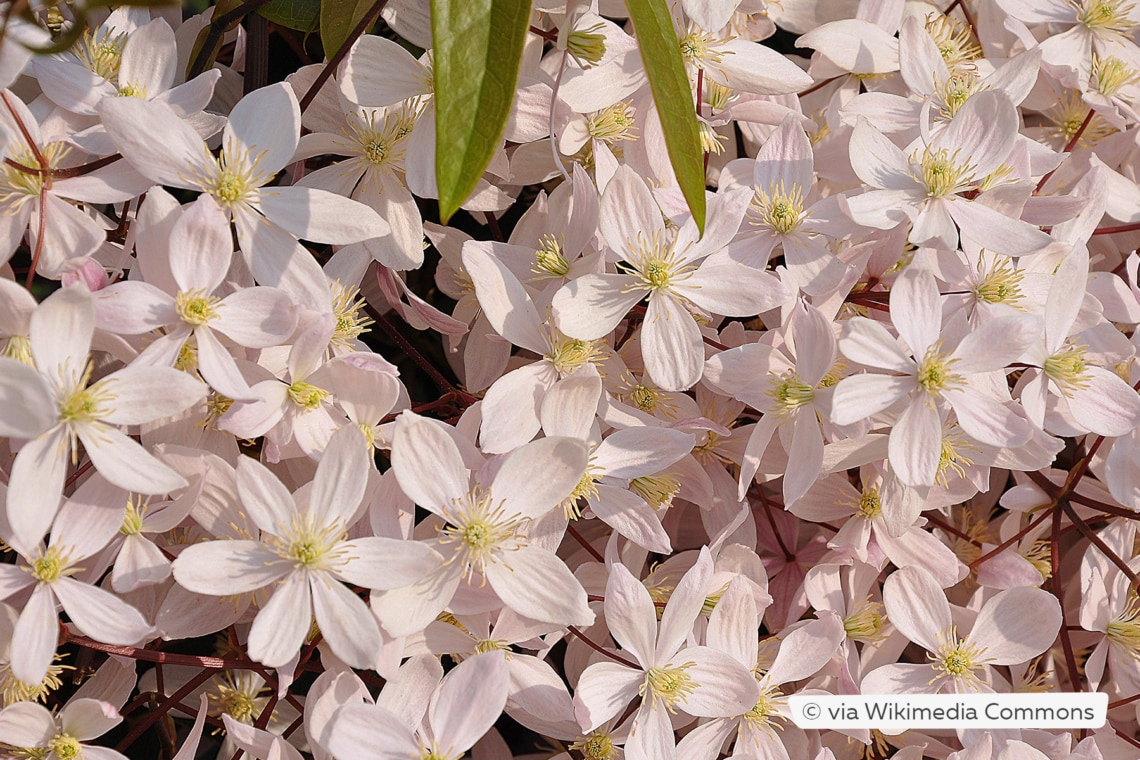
171,425 -> 440,669
99,83 -> 391,307
0,698 -> 128,760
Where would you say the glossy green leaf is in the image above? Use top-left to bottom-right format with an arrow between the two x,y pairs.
257,0 -> 320,32
431,0 -> 530,223
320,0 -> 373,60
624,0 -> 705,235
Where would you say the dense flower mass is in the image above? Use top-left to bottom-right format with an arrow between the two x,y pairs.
4,1 -> 1140,759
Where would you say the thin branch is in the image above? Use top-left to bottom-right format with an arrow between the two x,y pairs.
299,0 -> 391,112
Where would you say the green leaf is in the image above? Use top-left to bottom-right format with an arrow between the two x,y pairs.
431,0 -> 530,223
257,0 -> 320,32
624,0 -> 705,235
320,0 -> 373,60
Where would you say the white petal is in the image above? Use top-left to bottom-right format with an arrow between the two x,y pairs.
642,294 -> 704,392
213,287 -> 298,347
829,373 -> 912,425
587,486 -> 671,554
53,576 -> 153,644
31,285 -> 94,380
11,585 -> 58,685
889,399 -> 941,487
681,262 -> 791,316
169,195 -> 233,293
327,704 -> 419,760
552,274 -> 645,341
340,35 -> 431,106
676,645 -> 760,717
98,366 -> 206,425
838,316 -> 913,373
59,698 -> 121,740
98,96 -> 211,188
6,427 -> 68,556
172,540 -> 287,594
484,546 -> 593,626
235,457 -> 297,535
430,651 -> 510,753
968,587 -> 1060,664
310,425 -> 369,527
258,187 -> 390,244
336,537 -> 441,589
890,267 -> 941,356
882,566 -> 952,653
491,436 -> 587,520
247,572 -> 311,668
462,242 -> 546,354
598,166 -> 664,258
310,574 -> 380,669
391,411 -> 469,513
225,82 -> 299,176
0,358 -> 55,438
0,701 -> 55,747
80,425 -> 187,495
595,427 -> 694,479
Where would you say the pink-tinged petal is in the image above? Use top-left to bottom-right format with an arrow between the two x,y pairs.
838,317 -> 913,372
484,546 -> 593,626
336,537 -> 441,589
626,700 -> 675,760
552,273 -> 645,341
119,18 -> 176,95
461,243 -> 545,354
171,540 -> 287,594
391,411 -> 469,513
604,562 -> 658,667
898,16 -> 948,96
53,576 -> 152,644
225,83 -> 299,176
947,197 -> 1054,256
889,399 -> 941,487
310,425 -> 369,527
50,474 -> 127,560
1106,429 -> 1140,509
31,285 -> 94,380
94,281 -> 176,334
968,587 -> 1060,664
587,486 -> 671,554
478,361 -> 555,455
783,413 -> 823,508
738,414 -> 779,500
491,436 -> 586,520
890,268 -> 941,357
704,342 -> 776,407
112,535 -> 172,593
792,302 -> 836,387
217,381 -> 288,439
169,195 -> 233,294
35,58 -> 116,114
212,288 -> 296,348
170,695 -> 210,760
994,0 -> 1075,23
430,651 -> 510,752
973,544 -> 1046,590
340,35 -> 431,106
11,584 -> 58,686
595,427 -> 693,479
0,701 -> 55,747
876,526 -> 965,588
1045,248 -> 1089,351
231,209 -> 330,310
224,718 -> 304,760
910,199 -> 957,249
235,457 -> 297,535
860,663 -> 937,694
258,187 -> 390,244
939,91 -> 1017,178
248,572 -> 311,668
310,575 -> 380,669
642,294 -> 704,392
0,358 -> 55,438
841,188 -> 917,229
766,615 -> 846,685
194,327 -> 257,402
79,425 -> 187,495
951,315 -> 1040,374
599,166 -> 664,258
848,118 -> 915,190
371,564 -> 463,638
714,38 -> 814,93
98,97 -> 211,188
657,549 -> 713,661
946,388 -> 1031,448
59,698 -> 121,740
754,114 -> 814,194
327,704 -> 419,760
6,427 -> 68,555
540,369 -> 602,440
674,645 -> 760,717
98,366 -> 206,425
830,374 -> 913,425
681,262 -> 791,316
883,566 -> 952,653
573,662 -> 644,732
707,577 -> 758,668
1066,367 -> 1140,436
682,0 -> 738,36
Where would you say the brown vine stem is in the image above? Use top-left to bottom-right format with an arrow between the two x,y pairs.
1092,221 -> 1140,236
755,486 -> 796,562
365,302 -> 468,399
1051,502 -> 1083,691
567,522 -> 604,562
186,0 -> 278,80
1036,109 -> 1094,194
63,632 -> 267,670
566,625 -> 640,669
1063,499 -> 1140,590
298,0 -> 391,112
115,667 -> 217,751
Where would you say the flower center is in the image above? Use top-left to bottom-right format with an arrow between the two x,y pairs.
56,362 -> 114,427
743,685 -> 785,733
930,626 -> 989,687
843,598 -> 888,642
545,328 -> 602,376
1094,54 -> 1140,96
208,673 -> 270,724
570,731 -> 618,760
0,142 -> 69,204
937,429 -> 977,487
75,28 -> 126,81
752,180 -> 806,236
768,371 -> 814,415
924,13 -> 983,70
915,342 -> 964,397
642,663 -> 697,711
625,231 -> 693,293
1073,0 -> 1138,37
437,487 -> 525,580
330,280 -> 372,349
1048,91 -> 1114,148
973,253 -> 1024,306
1043,342 -> 1093,396
268,511 -> 348,571
936,72 -> 986,119
567,23 -> 607,66
47,734 -> 82,760
287,381 -> 330,411
120,496 -> 146,536
533,234 -> 570,277
3,334 -> 33,366
587,101 -> 639,144
349,105 -> 417,169
563,466 -> 601,519
913,146 -> 974,198
1107,596 -> 1140,656
0,659 -> 65,706
630,474 -> 681,511
193,140 -> 273,208
679,26 -> 731,67
854,487 -> 881,520
175,290 -> 221,326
